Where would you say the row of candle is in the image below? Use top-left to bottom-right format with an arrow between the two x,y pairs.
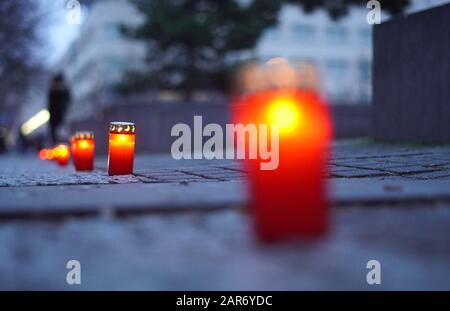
39,121 -> 136,176
37,86 -> 331,243
39,144 -> 71,166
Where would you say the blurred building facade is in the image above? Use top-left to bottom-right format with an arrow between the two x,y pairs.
57,0 -> 449,121
255,5 -> 372,105
255,0 -> 450,105
56,0 -> 145,121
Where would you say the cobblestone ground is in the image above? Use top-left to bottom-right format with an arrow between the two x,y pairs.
0,140 -> 449,290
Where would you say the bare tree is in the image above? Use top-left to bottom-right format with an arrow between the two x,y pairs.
0,0 -> 43,122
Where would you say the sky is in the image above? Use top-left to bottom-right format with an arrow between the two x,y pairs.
40,0 -> 86,67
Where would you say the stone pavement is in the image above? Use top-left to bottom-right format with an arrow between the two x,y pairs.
0,140 -> 449,290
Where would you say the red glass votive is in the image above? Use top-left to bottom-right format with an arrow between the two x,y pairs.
54,144 -> 71,166
108,122 -> 135,175
233,89 -> 332,242
71,131 -> 95,171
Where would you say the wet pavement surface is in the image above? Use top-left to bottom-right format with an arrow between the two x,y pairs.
0,140 -> 449,290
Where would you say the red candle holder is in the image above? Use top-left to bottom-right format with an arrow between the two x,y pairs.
233,88 -> 332,242
71,131 -> 95,171
54,144 -> 71,166
108,122 -> 135,176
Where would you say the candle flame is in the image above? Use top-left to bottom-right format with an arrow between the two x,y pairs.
268,99 -> 300,134
79,140 -> 89,149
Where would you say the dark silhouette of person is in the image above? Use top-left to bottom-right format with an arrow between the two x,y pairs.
48,73 -> 71,145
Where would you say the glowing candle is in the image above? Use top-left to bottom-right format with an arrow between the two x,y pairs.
38,148 -> 56,161
38,148 -> 48,160
54,144 -> 71,167
45,148 -> 55,161
71,131 -> 95,171
108,122 -> 135,175
233,89 -> 332,242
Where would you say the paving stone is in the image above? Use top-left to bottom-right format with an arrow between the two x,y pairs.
377,157 -> 449,167
179,170 -> 245,180
407,170 -> 450,180
331,169 -> 388,178
0,171 -> 142,187
136,171 -> 221,183
383,166 -> 439,175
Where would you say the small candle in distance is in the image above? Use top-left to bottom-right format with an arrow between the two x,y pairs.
54,144 -> 71,166
71,131 -> 95,171
108,122 -> 136,176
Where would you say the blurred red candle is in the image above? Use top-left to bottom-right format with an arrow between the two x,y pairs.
38,148 -> 49,160
45,148 -> 55,160
108,122 -> 135,175
54,144 -> 71,166
233,89 -> 332,242
71,131 -> 95,171
38,148 -> 56,161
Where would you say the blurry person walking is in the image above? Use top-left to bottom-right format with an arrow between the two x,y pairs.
48,73 -> 71,145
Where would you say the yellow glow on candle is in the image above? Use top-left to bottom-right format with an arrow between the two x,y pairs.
55,145 -> 69,157
110,134 -> 134,145
268,99 -> 301,133
79,140 -> 89,149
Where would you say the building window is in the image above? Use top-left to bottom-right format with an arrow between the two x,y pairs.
326,59 -> 348,78
292,24 -> 315,42
326,26 -> 348,43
